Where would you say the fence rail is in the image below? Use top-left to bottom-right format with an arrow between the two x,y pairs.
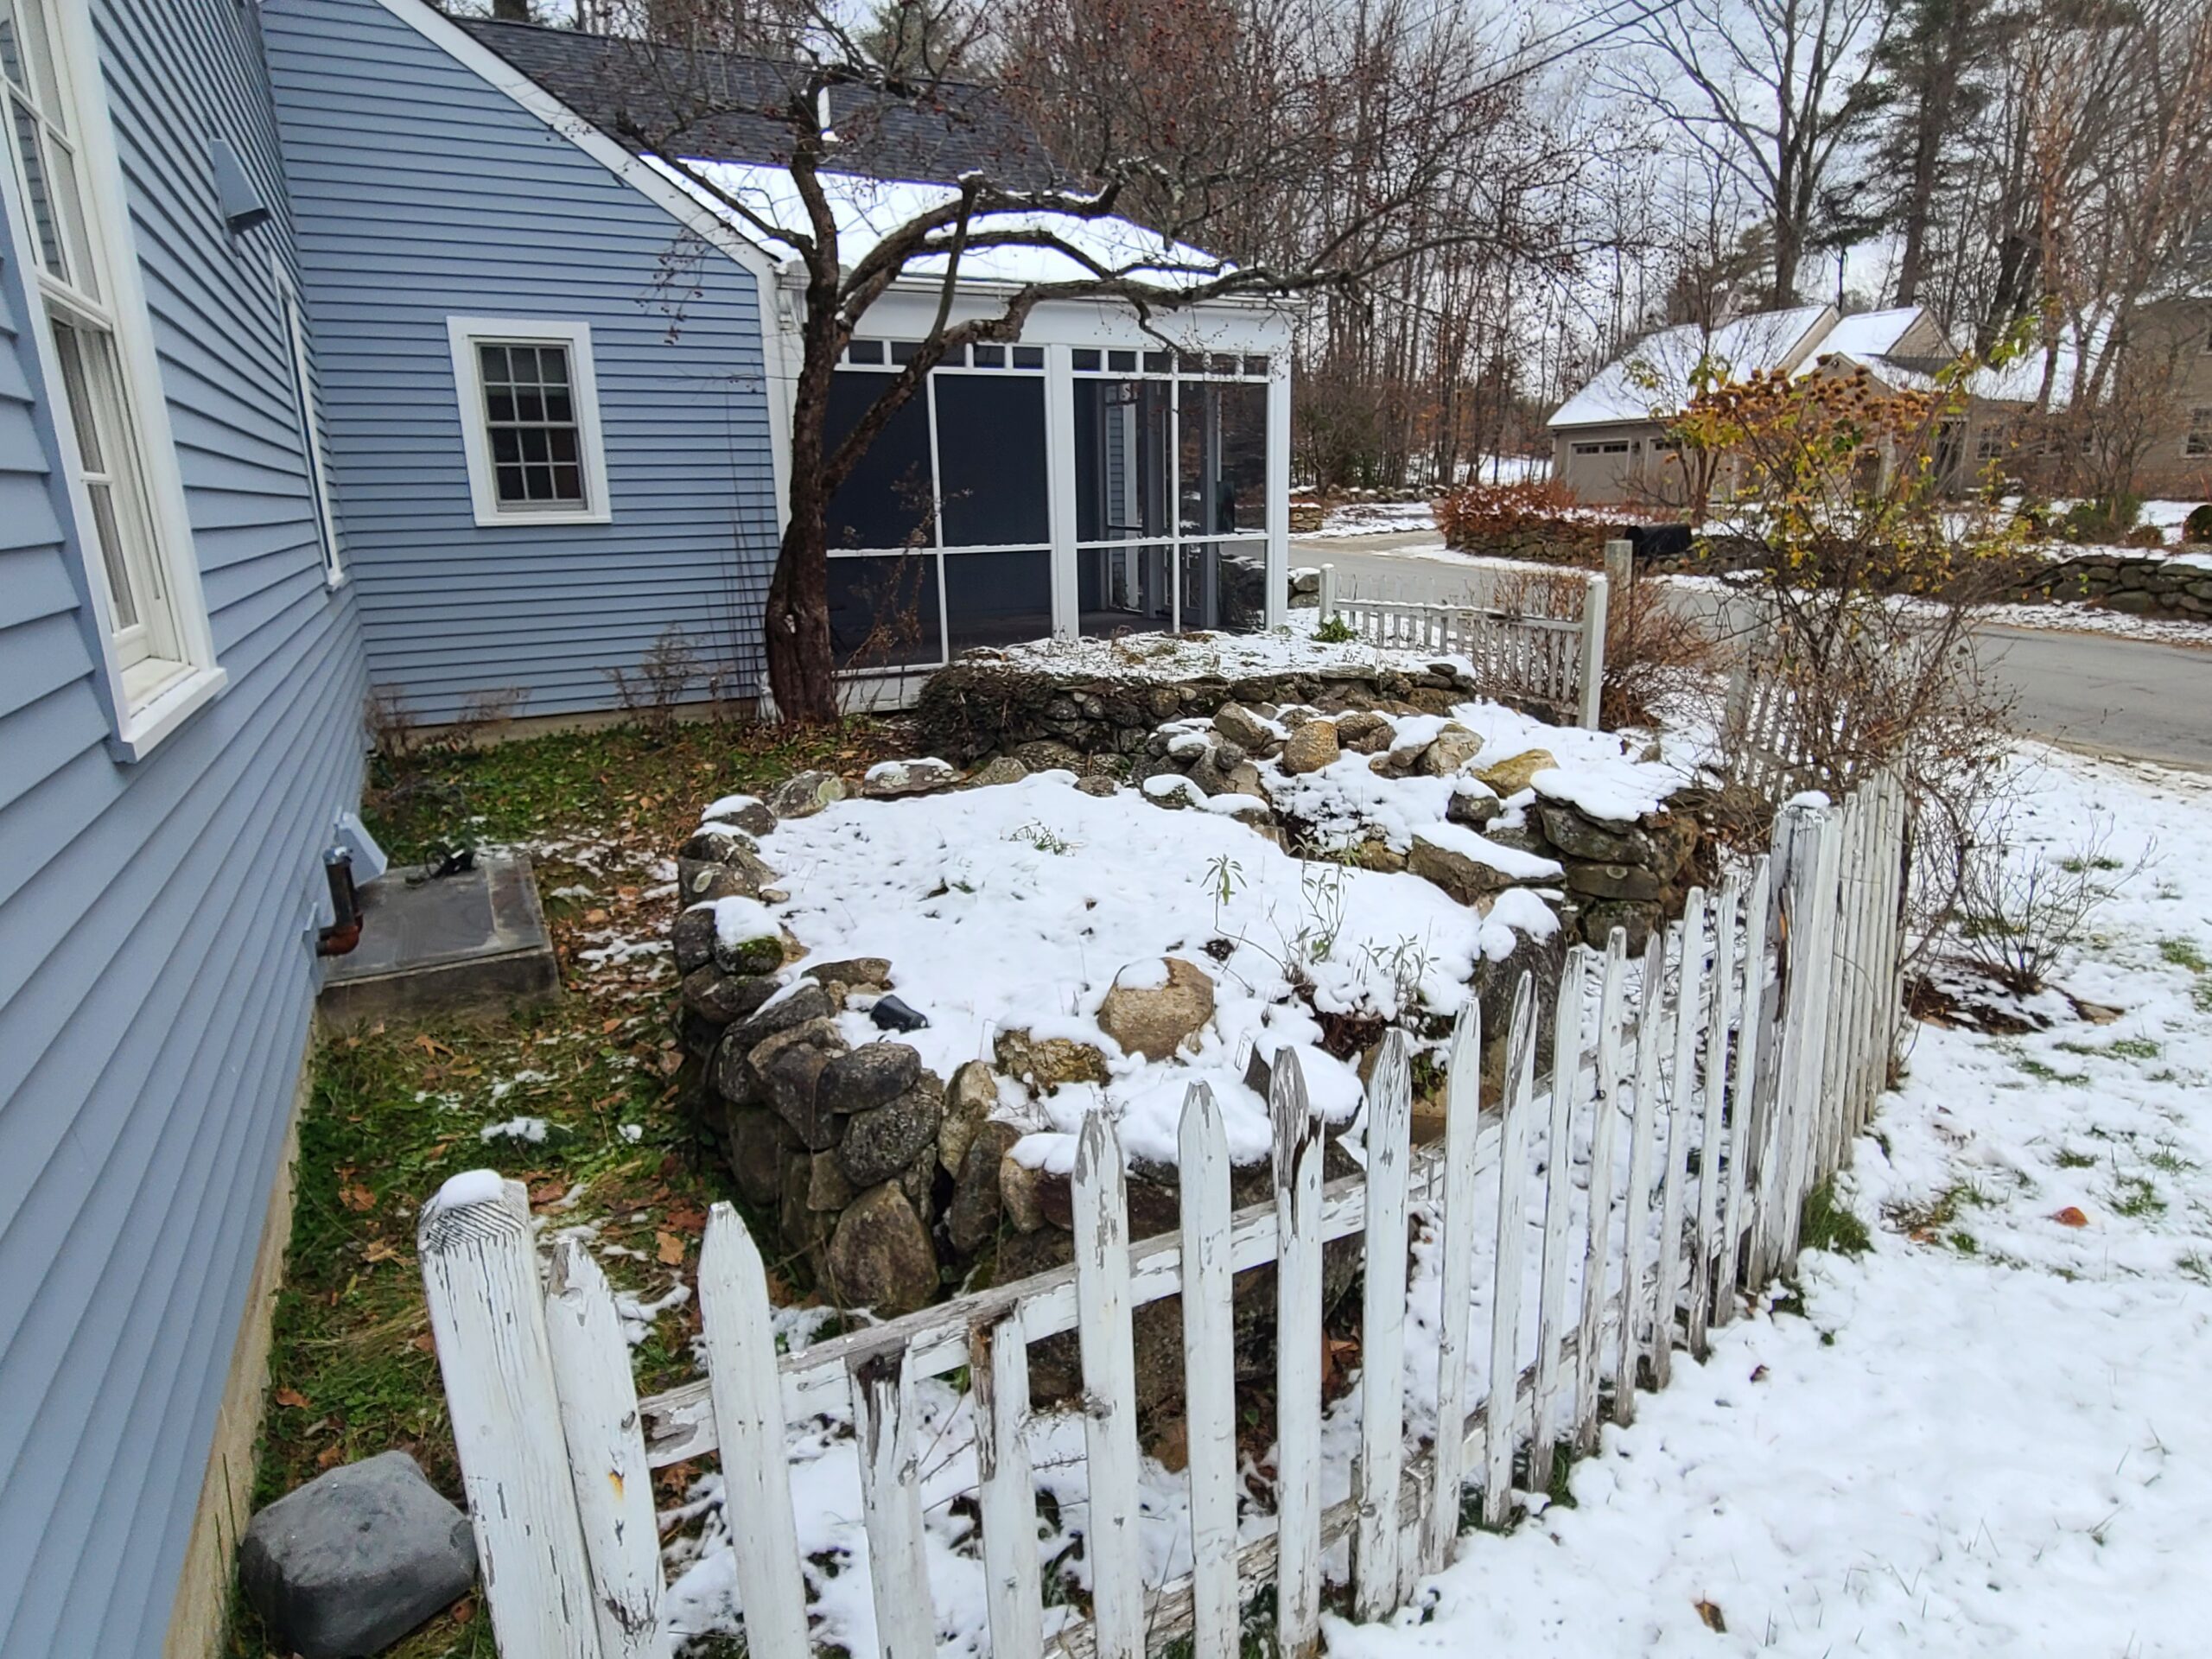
421,776 -> 1906,1659
1316,563 -> 1608,728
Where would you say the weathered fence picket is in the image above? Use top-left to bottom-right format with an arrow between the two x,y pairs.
420,774 -> 1912,1659
1176,1084 -> 1240,1658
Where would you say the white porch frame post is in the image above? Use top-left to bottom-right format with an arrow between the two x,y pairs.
1046,343 -> 1079,640
1266,359 -> 1292,629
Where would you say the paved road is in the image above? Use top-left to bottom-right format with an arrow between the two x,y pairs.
1293,535 -> 2212,772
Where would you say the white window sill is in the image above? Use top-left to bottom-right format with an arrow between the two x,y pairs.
108,663 -> 228,762
471,505 -> 613,529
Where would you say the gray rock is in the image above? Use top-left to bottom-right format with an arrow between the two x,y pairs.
702,797 -> 777,837
1414,724 -> 1484,776
1446,782 -> 1503,829
1561,859 -> 1668,902
721,982 -> 839,1063
805,957 -> 893,991
966,756 -> 1030,787
825,1183 -> 940,1314
946,1122 -> 1024,1255
806,1149 -> 855,1212
238,1452 -> 475,1659
1211,702 -> 1280,754
679,857 -> 762,903
995,1028 -> 1111,1090
863,757 -> 958,798
938,1059 -> 999,1176
724,1106 -> 793,1210
1012,739 -> 1087,773
1535,804 -> 1651,865
838,1077 -> 945,1187
680,824 -> 760,864
671,906 -> 718,972
1408,831 -> 1518,906
819,1043 -> 924,1115
751,1020 -> 849,1150
1076,773 -> 1120,798
680,966 -> 779,1026
870,994 -> 930,1033
1333,710 -> 1393,753
766,769 -> 849,819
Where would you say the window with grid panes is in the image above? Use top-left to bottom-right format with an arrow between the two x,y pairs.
478,340 -> 588,509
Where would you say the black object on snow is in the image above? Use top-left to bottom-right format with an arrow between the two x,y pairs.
871,994 -> 930,1032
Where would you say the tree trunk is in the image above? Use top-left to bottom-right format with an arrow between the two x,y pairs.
764,503 -> 837,724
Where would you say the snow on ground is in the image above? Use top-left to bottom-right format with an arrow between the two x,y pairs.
758,766 -> 1509,1167
988,606 -> 1468,682
1329,746 -> 2212,1657
1307,499 -> 1441,538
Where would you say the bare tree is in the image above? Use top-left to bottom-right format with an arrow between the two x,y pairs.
1621,0 -> 1895,308
600,0 -> 1644,719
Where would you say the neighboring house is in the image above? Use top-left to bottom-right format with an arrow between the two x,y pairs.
0,3 -> 1295,1655
1553,299 -> 2212,508
1961,301 -> 2212,500
1548,304 -> 1835,505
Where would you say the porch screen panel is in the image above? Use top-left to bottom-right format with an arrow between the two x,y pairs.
825,371 -> 935,550
945,548 -> 1052,652
935,375 -> 1047,546
827,552 -> 943,668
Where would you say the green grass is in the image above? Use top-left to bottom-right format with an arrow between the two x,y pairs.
2157,937 -> 2209,974
1885,1179 -> 1996,1255
2014,1055 -> 2090,1087
229,720 -> 893,1658
2110,1173 -> 2168,1220
2055,1036 -> 2161,1062
1800,1178 -> 1873,1257
2054,1147 -> 2097,1170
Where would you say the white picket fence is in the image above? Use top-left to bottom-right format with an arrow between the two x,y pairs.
419,778 -> 1906,1659
1315,563 -> 1608,728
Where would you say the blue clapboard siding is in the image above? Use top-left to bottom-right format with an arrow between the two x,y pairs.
262,0 -> 782,725
0,0 -> 366,1650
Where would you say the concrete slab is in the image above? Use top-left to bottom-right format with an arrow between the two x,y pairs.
318,851 -> 560,1025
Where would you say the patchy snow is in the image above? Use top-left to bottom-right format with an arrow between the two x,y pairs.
1554,306 -> 1832,428
986,607 -> 1485,683
707,894 -> 781,949
1413,819 -> 1562,880
1329,745 -> 2212,1657
426,1168 -> 506,1213
478,1116 -> 550,1144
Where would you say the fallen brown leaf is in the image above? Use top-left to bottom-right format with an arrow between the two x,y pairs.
410,1332 -> 437,1355
315,1445 -> 345,1470
338,1183 -> 376,1213
2052,1205 -> 2090,1227
656,1230 -> 686,1265
274,1387 -> 309,1409
363,1239 -> 401,1263
1695,1599 -> 1726,1632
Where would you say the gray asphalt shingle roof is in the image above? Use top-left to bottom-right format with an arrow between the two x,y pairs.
455,17 -> 1058,188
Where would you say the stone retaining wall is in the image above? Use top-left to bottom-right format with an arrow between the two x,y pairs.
2023,554 -> 2212,618
913,660 -> 1488,766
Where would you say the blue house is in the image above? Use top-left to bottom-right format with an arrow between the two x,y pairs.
0,2 -> 1292,1651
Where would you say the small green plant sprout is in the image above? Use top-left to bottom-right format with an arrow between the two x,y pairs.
1205,853 -> 1246,928
1801,1178 -> 1873,1256
1313,613 -> 1357,644
1359,932 -> 1438,1013
1007,820 -> 1077,855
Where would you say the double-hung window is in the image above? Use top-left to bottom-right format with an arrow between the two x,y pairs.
447,317 -> 611,525
1,0 -> 216,745
2185,407 -> 2212,460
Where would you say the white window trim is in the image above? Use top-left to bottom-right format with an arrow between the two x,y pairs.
446,316 -> 612,527
272,260 -> 344,587
0,0 -> 223,758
